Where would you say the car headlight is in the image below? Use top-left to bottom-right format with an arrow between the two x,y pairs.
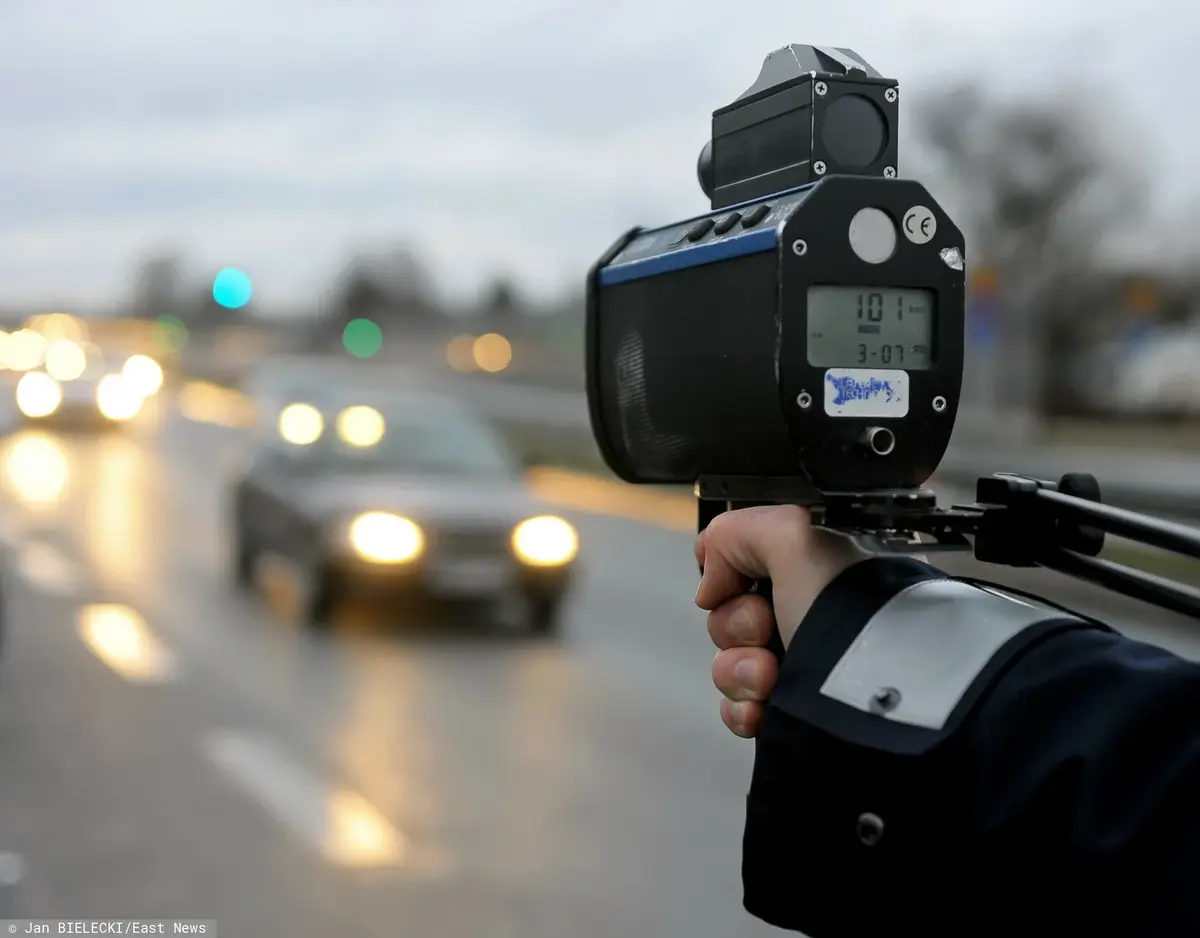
122,354 -> 164,397
5,330 -> 47,372
278,402 -> 323,445
15,372 -> 62,418
95,374 -> 143,421
348,512 -> 424,564
511,515 -> 578,567
44,340 -> 87,381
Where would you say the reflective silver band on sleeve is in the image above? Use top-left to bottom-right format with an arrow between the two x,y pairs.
819,580 -> 1075,730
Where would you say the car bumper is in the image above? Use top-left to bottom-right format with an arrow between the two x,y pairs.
330,553 -> 574,604
19,403 -> 118,428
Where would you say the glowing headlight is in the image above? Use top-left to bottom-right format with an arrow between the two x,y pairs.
6,330 -> 47,372
44,340 -> 87,381
511,515 -> 579,567
348,512 -> 424,564
122,354 -> 164,396
278,402 -> 323,445
336,405 -> 385,447
15,372 -> 62,418
96,374 -> 143,421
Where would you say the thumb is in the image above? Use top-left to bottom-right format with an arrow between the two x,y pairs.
694,505 -> 810,611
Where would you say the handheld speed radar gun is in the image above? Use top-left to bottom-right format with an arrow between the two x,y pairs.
584,43 -> 1200,626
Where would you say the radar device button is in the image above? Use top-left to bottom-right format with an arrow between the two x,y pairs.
712,212 -> 742,235
740,204 -> 771,228
685,218 -> 716,242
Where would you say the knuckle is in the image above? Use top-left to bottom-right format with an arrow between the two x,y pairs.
728,595 -> 772,643
704,511 -> 732,541
706,607 -> 730,643
741,591 -> 773,622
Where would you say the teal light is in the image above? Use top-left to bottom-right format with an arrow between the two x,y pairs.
342,319 -> 383,358
213,267 -> 253,309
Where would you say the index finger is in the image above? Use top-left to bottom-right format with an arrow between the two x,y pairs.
695,507 -> 806,610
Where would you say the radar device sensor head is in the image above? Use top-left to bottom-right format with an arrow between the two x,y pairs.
587,45 -> 1200,632
585,44 -> 965,505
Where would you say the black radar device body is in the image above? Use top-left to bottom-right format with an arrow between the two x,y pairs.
585,44 -> 1200,625
587,45 -> 964,500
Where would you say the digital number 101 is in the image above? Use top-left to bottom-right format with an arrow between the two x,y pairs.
857,292 -> 902,321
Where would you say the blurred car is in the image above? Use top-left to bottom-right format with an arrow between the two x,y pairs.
12,340 -> 162,428
227,386 -> 579,634
1111,329 -> 1200,417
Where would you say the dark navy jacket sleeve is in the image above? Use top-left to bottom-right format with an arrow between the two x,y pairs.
742,556 -> 1200,938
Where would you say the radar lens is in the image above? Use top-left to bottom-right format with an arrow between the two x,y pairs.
821,95 -> 886,167
697,141 -> 715,199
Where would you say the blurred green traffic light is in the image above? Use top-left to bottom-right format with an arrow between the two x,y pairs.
343,319 -> 383,358
153,315 -> 189,352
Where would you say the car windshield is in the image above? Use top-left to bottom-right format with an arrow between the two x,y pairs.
246,358 -> 399,403
245,365 -> 327,407
271,397 -> 519,479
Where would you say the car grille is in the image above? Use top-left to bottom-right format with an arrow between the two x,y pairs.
61,382 -> 96,405
429,527 -> 510,560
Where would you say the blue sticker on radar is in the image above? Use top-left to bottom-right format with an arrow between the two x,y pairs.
826,374 -> 896,406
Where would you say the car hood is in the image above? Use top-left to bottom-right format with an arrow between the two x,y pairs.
294,474 -> 551,525
58,374 -> 102,399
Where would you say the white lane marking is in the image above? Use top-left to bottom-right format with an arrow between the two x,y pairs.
16,540 -> 78,596
76,604 -> 178,683
201,729 -> 407,868
0,852 -> 26,886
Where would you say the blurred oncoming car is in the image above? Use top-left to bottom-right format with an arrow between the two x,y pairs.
12,340 -> 163,428
227,389 -> 579,634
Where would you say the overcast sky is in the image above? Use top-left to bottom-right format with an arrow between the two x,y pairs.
0,0 -> 1194,312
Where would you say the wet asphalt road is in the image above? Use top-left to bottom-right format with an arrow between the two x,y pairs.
0,398 -> 779,937
0,393 -> 1197,936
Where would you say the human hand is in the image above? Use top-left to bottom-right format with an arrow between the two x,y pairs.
695,505 -> 866,737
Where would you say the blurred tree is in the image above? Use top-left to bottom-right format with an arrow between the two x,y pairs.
129,253 -> 185,320
339,266 -> 390,323
371,245 -> 438,311
481,276 -> 521,318
186,280 -> 249,332
915,85 -> 1145,424
304,244 -> 440,352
